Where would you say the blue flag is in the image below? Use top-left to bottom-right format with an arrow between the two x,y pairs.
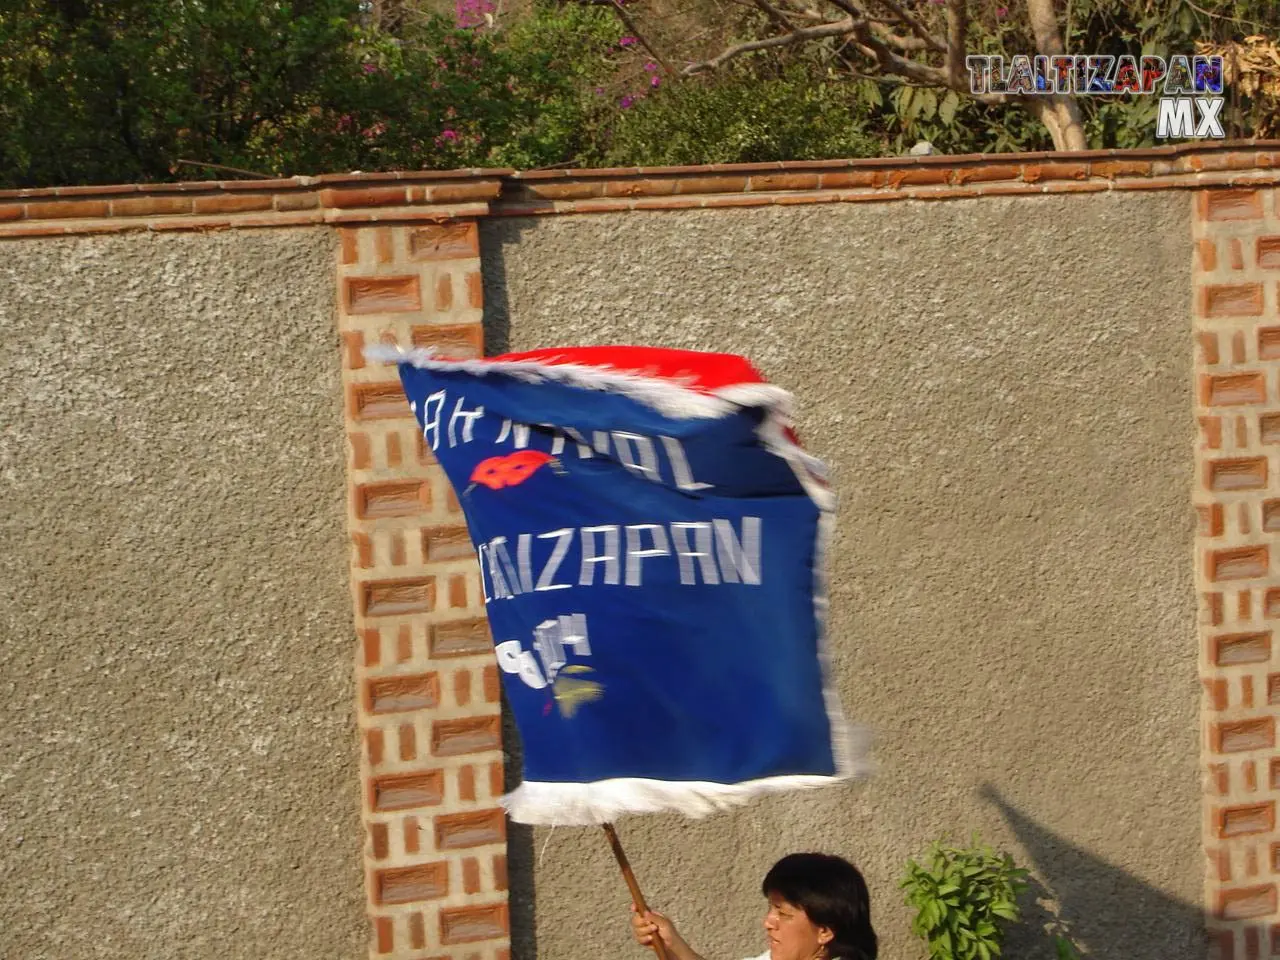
370,345 -> 866,825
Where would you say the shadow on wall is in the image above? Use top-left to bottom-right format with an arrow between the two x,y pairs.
498,689 -> 538,960
981,786 -> 1211,960
479,218 -> 527,359
484,210 -> 536,959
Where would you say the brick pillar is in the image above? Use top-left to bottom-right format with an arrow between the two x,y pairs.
336,221 -> 510,960
1194,188 -> 1280,960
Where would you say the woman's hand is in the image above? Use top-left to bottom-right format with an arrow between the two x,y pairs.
630,903 -> 704,960
631,903 -> 677,949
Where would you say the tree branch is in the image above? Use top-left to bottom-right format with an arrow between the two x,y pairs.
944,0 -> 967,89
752,0 -> 802,32
862,0 -> 946,52
684,0 -> 1012,105
172,159 -> 274,179
793,6 -> 840,21
819,0 -> 865,18
795,3 -> 841,19
822,0 -> 917,45
578,0 -> 676,76
868,22 -> 931,51
683,17 -> 860,74
722,0 -> 812,16
847,19 -> 948,86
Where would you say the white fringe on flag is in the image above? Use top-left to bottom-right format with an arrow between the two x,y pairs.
502,745 -> 875,826
365,344 -> 873,824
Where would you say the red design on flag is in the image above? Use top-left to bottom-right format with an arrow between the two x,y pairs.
470,450 -> 555,490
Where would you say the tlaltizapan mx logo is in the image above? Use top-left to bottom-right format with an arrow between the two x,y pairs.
966,53 -> 1226,139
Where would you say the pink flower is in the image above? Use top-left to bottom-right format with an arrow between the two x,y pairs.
996,5 -> 1008,16
454,0 -> 494,28
440,129 -> 459,141
643,61 -> 657,72
361,62 -> 378,75
619,36 -> 637,47
650,75 -> 660,87
620,94 -> 635,108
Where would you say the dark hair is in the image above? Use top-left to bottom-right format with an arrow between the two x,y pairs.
761,853 -> 877,960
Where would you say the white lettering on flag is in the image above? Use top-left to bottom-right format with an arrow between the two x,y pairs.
448,395 -> 484,447
491,537 -> 522,598
478,543 -> 491,602
614,432 -> 661,483
625,523 -> 671,586
670,522 -> 720,585
496,419 -> 531,448
562,427 -> 594,458
579,525 -> 621,586
421,390 -> 447,451
534,528 -> 574,591
494,639 -> 547,689
714,517 -> 762,585
662,436 -> 712,491
481,541 -> 513,599
531,613 -> 591,684
480,413 -> 712,492
516,534 -> 535,594
480,518 -> 765,601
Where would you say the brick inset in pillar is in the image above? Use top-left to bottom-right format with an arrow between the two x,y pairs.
337,219 -> 508,960
1195,186 -> 1280,952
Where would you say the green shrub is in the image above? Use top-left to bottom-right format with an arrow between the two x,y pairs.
900,838 -> 1029,960
587,69 -> 882,167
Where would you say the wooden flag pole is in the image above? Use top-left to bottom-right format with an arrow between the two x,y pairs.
603,822 -> 671,960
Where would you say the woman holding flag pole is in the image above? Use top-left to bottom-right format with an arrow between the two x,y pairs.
630,852 -> 878,960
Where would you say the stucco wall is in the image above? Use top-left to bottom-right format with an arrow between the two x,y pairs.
481,194 -> 1200,960
0,229 -> 363,959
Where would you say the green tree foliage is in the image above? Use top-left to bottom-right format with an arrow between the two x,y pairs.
0,0 -> 360,185
277,7 -> 622,175
592,68 -> 883,167
0,0 -> 1277,187
0,0 -> 621,186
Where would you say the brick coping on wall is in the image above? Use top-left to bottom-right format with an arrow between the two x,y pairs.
1,140 -> 1278,238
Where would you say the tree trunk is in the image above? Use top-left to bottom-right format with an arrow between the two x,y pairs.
1023,0 -> 1088,151
1024,97 -> 1090,151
